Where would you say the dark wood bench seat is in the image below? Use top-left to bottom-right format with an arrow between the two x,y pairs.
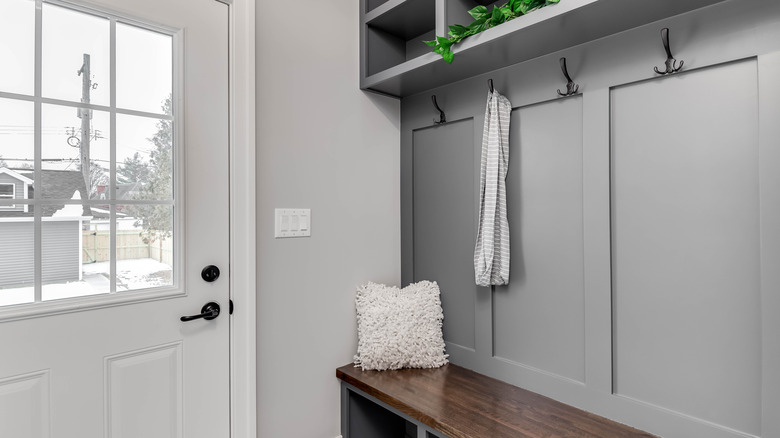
337,363 -> 658,438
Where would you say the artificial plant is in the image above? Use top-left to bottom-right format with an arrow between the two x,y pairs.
425,0 -> 561,64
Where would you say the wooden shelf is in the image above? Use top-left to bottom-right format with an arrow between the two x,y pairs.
359,0 -> 728,97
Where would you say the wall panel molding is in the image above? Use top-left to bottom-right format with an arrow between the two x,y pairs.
104,342 -> 183,438
611,59 -> 761,436
0,370 -> 50,438
492,97 -> 586,384
412,119 -> 478,351
400,1 -> 780,437
757,51 -> 780,438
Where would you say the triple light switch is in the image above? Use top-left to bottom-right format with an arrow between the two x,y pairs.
275,208 -> 311,238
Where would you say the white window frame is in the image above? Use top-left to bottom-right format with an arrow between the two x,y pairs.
0,183 -> 15,209
0,0 -> 185,321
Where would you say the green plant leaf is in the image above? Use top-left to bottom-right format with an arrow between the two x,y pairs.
468,17 -> 488,34
517,2 -> 529,14
448,24 -> 469,38
491,6 -> 506,24
468,5 -> 488,20
426,0 -> 560,64
499,6 -> 509,18
467,17 -> 486,30
436,36 -> 454,50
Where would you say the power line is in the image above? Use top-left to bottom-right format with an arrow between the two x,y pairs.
0,157 -> 113,164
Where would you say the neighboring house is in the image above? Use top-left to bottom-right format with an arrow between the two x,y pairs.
93,181 -> 141,202
89,182 -> 140,230
0,167 -> 92,288
0,167 -> 32,213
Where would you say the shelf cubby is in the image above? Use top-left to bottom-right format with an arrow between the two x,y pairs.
446,0 -> 503,29
367,0 -> 392,13
347,390 -> 418,438
365,0 -> 436,76
359,0 -> 729,97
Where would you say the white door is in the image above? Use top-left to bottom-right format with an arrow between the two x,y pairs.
0,0 -> 230,437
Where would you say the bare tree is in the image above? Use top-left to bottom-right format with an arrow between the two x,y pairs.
88,159 -> 108,199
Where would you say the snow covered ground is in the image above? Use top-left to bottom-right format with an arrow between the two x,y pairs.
0,258 -> 172,307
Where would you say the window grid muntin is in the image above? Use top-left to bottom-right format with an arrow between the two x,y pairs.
0,0 -> 178,308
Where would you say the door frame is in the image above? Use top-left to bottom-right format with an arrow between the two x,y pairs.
226,0 -> 257,436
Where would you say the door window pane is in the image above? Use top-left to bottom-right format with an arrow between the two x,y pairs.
116,204 -> 173,291
42,217 -> 109,301
0,98 -> 34,178
117,113 -> 173,201
0,1 -> 178,309
117,24 -> 173,114
0,219 -> 35,306
41,104 -> 110,200
0,0 -> 35,95
42,3 -> 110,106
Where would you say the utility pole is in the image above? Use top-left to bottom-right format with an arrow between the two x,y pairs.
77,53 -> 91,197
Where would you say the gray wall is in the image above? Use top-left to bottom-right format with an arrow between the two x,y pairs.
400,1 -> 780,437
255,1 -> 401,437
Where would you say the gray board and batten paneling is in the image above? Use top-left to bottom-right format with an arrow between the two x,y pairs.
611,59 -> 761,436
413,119 -> 477,350
493,97 -> 586,385
399,0 -> 780,437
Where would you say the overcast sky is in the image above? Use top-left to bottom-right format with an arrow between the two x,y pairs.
0,0 -> 173,173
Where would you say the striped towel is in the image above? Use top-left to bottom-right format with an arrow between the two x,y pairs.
474,89 -> 511,287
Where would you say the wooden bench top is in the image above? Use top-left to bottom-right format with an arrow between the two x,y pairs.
337,363 -> 658,438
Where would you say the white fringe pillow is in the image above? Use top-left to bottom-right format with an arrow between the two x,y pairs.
354,280 -> 449,371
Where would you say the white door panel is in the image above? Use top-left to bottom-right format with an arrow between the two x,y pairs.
0,0 -> 230,437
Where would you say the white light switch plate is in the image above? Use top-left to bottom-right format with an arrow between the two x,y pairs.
275,208 -> 311,238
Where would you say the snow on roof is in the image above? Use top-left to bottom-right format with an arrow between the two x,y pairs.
52,190 -> 87,218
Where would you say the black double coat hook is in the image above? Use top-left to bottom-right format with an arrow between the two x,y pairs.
654,28 -> 684,75
431,95 -> 446,125
557,57 -> 579,97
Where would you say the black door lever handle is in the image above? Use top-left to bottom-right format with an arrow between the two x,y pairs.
181,302 -> 221,322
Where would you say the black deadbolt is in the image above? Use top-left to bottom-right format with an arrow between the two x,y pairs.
201,265 -> 220,282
